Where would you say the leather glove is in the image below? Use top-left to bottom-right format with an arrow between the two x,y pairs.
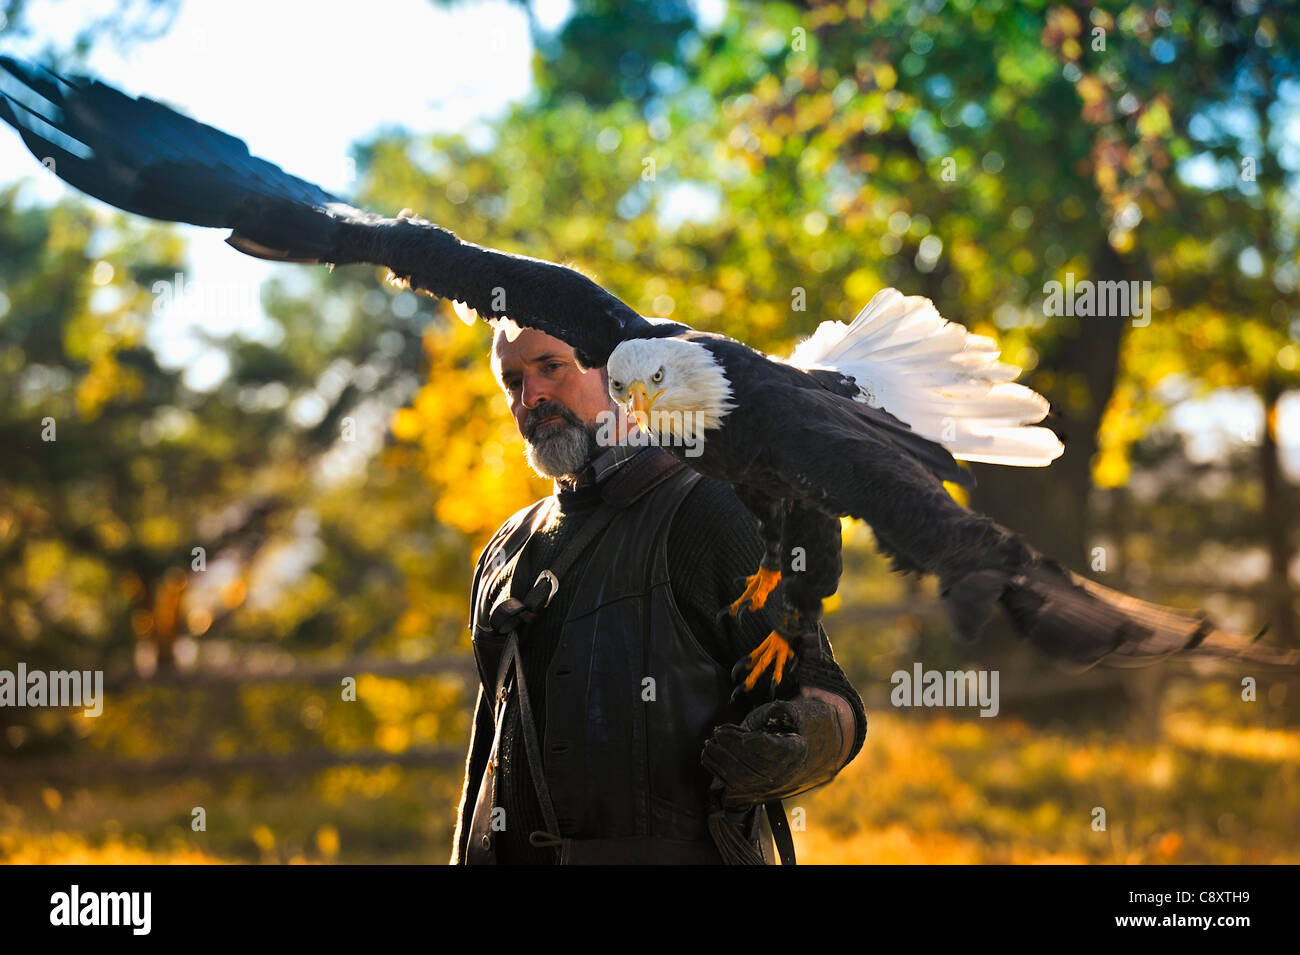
701,695 -> 846,809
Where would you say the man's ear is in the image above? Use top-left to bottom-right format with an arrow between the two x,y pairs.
487,344 -> 503,385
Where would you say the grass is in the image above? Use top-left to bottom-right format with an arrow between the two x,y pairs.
2,682 -> 1296,864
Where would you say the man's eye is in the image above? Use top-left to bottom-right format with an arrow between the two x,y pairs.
545,362 -> 564,372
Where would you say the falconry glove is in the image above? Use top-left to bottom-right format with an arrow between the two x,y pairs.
701,695 -> 845,809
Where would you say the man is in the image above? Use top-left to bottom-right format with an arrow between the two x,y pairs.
450,325 -> 867,864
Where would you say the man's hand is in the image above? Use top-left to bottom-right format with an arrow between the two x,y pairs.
701,688 -> 851,809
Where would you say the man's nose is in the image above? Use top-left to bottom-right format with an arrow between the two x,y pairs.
520,373 -> 550,409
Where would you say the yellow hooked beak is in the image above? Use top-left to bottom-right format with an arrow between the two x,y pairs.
628,381 -> 665,418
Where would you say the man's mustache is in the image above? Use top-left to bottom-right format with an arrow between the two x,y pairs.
524,401 -> 584,440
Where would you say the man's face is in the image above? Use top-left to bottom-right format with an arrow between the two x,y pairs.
492,327 -> 625,479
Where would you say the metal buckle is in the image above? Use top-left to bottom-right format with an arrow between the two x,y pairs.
534,570 -> 559,608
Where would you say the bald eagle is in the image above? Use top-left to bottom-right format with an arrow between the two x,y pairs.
3,57 -> 1295,698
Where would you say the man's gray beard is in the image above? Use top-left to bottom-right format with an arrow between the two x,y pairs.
525,421 -> 599,479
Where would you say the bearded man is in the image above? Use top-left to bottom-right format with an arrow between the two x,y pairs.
451,326 -> 867,864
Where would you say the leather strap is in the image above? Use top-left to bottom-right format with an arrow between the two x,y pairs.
492,634 -> 562,842
706,786 -> 797,865
487,498 -> 617,635
765,799 -> 797,865
513,501 -> 624,857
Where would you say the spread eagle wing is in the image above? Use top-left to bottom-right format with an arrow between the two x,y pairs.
751,380 -> 1297,672
0,56 -> 685,366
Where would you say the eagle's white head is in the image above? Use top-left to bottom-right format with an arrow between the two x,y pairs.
606,338 -> 736,444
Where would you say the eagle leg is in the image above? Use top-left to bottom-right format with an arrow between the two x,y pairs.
773,503 -> 842,659
732,608 -> 820,699
728,563 -> 782,616
725,491 -> 787,617
730,503 -> 842,698
739,631 -> 796,691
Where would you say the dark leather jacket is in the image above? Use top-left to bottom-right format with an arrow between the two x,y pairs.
451,447 -> 812,863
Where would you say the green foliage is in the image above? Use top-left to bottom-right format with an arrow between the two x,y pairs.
3,0 -> 1299,863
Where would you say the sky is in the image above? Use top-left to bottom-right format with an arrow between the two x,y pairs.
1,0 -> 1299,478
0,0 -> 557,386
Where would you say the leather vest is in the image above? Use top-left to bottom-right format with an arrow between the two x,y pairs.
461,448 -> 766,863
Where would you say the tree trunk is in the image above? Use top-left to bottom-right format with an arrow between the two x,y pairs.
1261,376 -> 1299,720
964,246 -> 1129,724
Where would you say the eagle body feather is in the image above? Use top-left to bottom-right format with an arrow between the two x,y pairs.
646,334 -> 1035,618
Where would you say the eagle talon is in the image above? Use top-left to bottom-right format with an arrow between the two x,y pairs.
736,631 -> 796,693
727,567 -> 782,617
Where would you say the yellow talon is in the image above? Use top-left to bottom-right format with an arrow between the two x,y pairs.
742,632 -> 794,691
728,567 -> 782,616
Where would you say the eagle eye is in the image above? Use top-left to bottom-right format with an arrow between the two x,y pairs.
651,369 -> 664,383
611,380 -> 623,391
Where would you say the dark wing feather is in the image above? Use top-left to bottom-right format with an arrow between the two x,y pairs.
0,57 -> 685,365
330,213 -> 688,365
0,57 -> 339,228
754,383 -> 1296,671
750,385 -> 1018,576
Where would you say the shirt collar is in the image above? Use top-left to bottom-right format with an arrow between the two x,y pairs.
554,443 -> 642,493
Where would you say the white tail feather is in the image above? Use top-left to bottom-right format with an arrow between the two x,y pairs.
788,289 -> 1064,467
